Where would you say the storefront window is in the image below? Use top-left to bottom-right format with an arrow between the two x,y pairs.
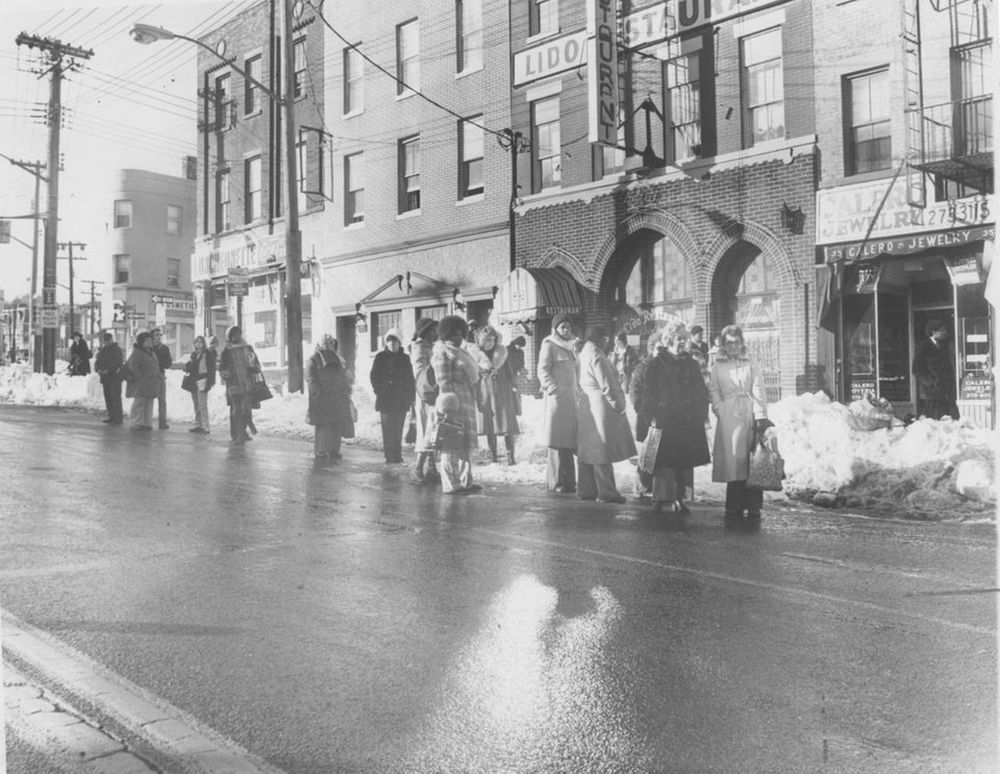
254,310 -> 277,349
956,284 -> 992,402
844,294 -> 876,401
877,293 -> 910,402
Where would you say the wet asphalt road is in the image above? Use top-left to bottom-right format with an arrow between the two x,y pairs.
1,404 -> 996,772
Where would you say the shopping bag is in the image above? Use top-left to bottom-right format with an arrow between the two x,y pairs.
429,416 -> 465,452
251,370 -> 273,402
747,432 -> 784,491
637,426 -> 662,474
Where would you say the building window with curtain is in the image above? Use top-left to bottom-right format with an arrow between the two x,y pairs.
216,171 -> 230,233
396,19 -> 420,96
741,27 -> 784,147
459,117 -> 484,198
293,37 -> 307,99
245,155 -> 262,223
399,135 -> 421,213
114,199 -> 132,229
667,50 -> 702,160
371,310 -> 402,351
166,258 -> 181,288
845,68 -> 891,175
528,0 -> 557,38
345,152 -> 364,225
531,96 -> 561,192
457,0 -> 483,73
343,45 -> 364,115
114,254 -> 130,284
215,73 -> 232,131
166,204 -> 182,235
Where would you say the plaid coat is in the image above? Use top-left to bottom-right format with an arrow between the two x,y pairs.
431,340 -> 480,451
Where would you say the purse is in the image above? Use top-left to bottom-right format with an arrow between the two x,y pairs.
429,416 -> 465,451
747,431 -> 785,491
251,370 -> 273,402
637,425 -> 662,474
181,372 -> 196,393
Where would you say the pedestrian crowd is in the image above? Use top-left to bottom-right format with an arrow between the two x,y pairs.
85,315 -> 776,525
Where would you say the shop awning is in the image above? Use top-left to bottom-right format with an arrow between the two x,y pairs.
494,267 -> 583,324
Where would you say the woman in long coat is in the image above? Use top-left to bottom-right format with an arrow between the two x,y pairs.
410,318 -> 440,484
183,335 -> 217,434
537,313 -> 579,493
431,315 -> 481,494
370,327 -> 415,464
308,334 -> 354,462
576,326 -> 636,503
69,332 -> 92,376
709,324 -> 771,523
641,320 -> 711,514
470,325 -> 520,465
218,325 -> 259,445
124,331 -> 162,431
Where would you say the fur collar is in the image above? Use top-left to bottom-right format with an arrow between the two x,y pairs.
433,340 -> 481,383
471,344 -> 508,373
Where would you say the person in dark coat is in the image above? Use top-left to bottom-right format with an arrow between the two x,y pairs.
609,332 -> 639,394
470,325 -> 520,464
507,335 -> 528,394
912,319 -> 959,420
68,332 -> 92,376
150,328 -> 173,429
124,332 -> 163,431
370,327 -> 415,464
641,320 -> 711,514
93,331 -> 124,424
308,334 -> 354,462
628,333 -> 662,499
218,325 -> 259,445
183,335 -> 217,434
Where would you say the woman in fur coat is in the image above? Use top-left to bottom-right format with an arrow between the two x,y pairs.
308,334 -> 354,462
470,325 -> 520,464
431,315 -> 481,494
409,318 -> 441,484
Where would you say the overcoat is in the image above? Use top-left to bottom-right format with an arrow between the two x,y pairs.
471,344 -> 520,436
308,350 -> 354,430
69,339 -> 92,375
576,341 -> 637,465
94,342 -> 124,384
431,340 -> 480,451
370,349 -> 415,414
410,338 -> 437,453
124,345 -> 162,399
641,350 -> 711,470
709,351 -> 767,482
537,334 -> 579,449
184,349 -> 217,391
912,338 -> 956,401
219,342 -> 257,397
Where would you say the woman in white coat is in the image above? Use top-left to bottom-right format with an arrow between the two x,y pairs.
537,313 -> 579,493
709,324 -> 772,524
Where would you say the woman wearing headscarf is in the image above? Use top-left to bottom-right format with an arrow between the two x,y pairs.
370,327 -> 415,464
575,325 -> 635,503
308,334 -> 354,462
68,332 -> 92,376
538,313 -> 579,493
641,320 -> 711,514
431,315 -> 481,494
470,325 -> 520,465
124,331 -> 162,431
410,318 -> 440,484
183,335 -> 217,434
709,324 -> 772,524
218,325 -> 259,445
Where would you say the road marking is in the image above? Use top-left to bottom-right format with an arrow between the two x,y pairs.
2,612 -> 285,773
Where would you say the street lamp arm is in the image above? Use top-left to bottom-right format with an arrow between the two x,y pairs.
129,24 -> 281,102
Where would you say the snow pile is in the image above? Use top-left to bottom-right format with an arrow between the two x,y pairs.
0,365 -> 995,520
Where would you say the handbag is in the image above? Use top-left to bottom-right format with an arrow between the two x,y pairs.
251,370 -> 273,402
747,431 -> 785,491
181,372 -> 196,392
405,420 -> 417,444
429,416 -> 465,451
637,426 -> 662,474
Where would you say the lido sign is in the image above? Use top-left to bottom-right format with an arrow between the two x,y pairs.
513,31 -> 588,86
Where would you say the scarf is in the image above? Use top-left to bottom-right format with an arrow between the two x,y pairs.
543,333 -> 577,353
471,343 -> 508,374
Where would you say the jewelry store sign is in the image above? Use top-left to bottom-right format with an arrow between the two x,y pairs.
824,225 -> 995,263
192,234 -> 286,281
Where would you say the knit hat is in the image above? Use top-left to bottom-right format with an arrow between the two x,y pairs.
414,317 -> 438,341
226,325 -> 242,343
437,315 -> 468,343
551,313 -> 573,332
384,327 -> 403,347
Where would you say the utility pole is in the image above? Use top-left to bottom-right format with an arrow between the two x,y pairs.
6,158 -> 47,371
80,279 -> 104,337
16,32 -> 93,374
498,129 -> 529,272
57,241 -> 86,337
281,0 -> 304,392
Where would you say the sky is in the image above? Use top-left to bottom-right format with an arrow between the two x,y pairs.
0,0 -> 244,304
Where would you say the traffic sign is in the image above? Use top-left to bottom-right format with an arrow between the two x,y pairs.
228,267 -> 249,297
126,311 -> 146,320
41,305 -> 58,329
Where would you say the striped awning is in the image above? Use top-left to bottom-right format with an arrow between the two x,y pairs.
494,267 -> 582,324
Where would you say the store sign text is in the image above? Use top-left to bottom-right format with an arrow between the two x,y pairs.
192,234 -> 285,281
824,226 -> 995,263
623,0 -> 781,48
514,31 -> 588,85
588,0 -> 619,146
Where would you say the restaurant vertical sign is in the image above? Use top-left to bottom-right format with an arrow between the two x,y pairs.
588,0 -> 619,147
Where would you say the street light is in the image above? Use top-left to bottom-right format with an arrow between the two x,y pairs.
130,8 -> 304,393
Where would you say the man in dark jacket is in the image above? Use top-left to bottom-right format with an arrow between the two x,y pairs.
150,328 -> 173,429
912,319 -> 959,420
94,332 -> 124,424
370,327 -> 416,464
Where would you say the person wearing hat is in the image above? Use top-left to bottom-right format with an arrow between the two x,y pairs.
410,318 -> 441,484
68,331 -> 92,376
431,315 -> 482,493
94,331 -> 124,425
308,334 -> 354,462
370,327 -> 416,464
218,325 -> 259,445
537,312 -> 580,493
469,324 -> 520,465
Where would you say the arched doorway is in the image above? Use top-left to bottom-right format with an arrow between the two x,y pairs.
711,241 -> 782,403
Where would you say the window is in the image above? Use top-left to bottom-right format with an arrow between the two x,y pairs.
372,310 -> 402,351
113,199 -> 132,228
244,55 -> 262,114
166,258 -> 181,288
531,96 -> 561,192
953,40 -> 992,157
741,27 -> 784,146
529,0 -> 557,37
343,45 -> 364,114
667,50 -> 702,160
459,118 -> 484,198
216,171 -> 231,232
245,155 -> 262,223
345,152 -> 364,225
622,238 -> 691,312
215,73 -> 232,130
418,304 -> 447,321
396,19 -> 420,95
166,204 -> 182,235
457,0 -> 483,73
255,310 -> 277,348
113,254 -> 130,284
293,37 -> 307,99
846,69 -> 891,174
297,130 -> 308,214
399,136 -> 421,213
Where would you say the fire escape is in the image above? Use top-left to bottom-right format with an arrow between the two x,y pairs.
902,0 -> 993,207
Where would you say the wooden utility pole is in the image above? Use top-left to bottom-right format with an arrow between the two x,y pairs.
7,158 -> 46,371
80,279 -> 104,337
57,241 -> 86,337
498,129 -> 529,272
15,32 -> 93,374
